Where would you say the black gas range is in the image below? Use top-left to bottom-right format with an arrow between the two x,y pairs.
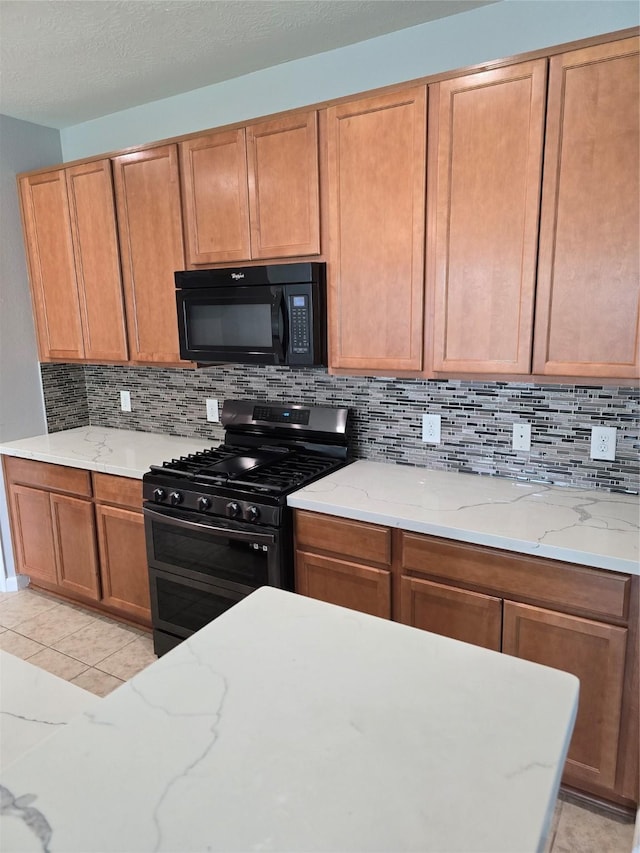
143,400 -> 350,655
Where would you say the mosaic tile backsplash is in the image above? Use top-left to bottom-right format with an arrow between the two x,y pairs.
40,363 -> 639,493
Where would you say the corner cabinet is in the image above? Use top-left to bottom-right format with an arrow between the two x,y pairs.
533,37 -> 640,378
326,87 -> 427,372
428,60 -> 546,374
18,160 -> 128,362
293,509 -> 638,809
3,457 -> 152,628
180,110 -> 320,265
112,145 -> 186,364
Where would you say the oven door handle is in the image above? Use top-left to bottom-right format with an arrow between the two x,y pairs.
143,505 -> 276,545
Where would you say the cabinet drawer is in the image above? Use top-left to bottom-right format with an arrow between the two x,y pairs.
294,510 -> 391,566
93,472 -> 143,510
401,532 -> 631,623
3,456 -> 92,497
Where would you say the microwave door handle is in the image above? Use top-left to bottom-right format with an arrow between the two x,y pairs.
143,506 -> 276,545
272,290 -> 287,361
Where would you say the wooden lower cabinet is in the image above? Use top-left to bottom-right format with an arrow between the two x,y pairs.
296,550 -> 391,619
502,601 -> 628,793
293,510 -> 637,808
401,575 -> 502,651
3,457 -> 151,627
50,493 -> 100,600
95,504 -> 151,625
9,484 -> 100,599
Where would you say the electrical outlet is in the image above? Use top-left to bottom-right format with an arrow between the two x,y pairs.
512,422 -> 531,452
120,390 -> 131,412
422,413 -> 441,444
206,399 -> 219,422
590,426 -> 616,461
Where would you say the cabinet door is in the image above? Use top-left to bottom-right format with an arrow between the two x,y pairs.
180,130 -> 251,265
401,576 -> 502,651
50,494 -> 101,601
503,601 -> 627,792
9,485 -> 58,584
533,37 -> 640,378
113,145 -> 185,363
66,160 -> 128,361
296,550 -> 391,619
247,112 -> 320,259
18,171 -> 84,360
96,505 -> 151,624
429,61 -> 546,373
327,88 -> 426,371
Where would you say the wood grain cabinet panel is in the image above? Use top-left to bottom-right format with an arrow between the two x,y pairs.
503,601 -> 627,792
96,504 -> 151,624
534,37 -> 640,378
294,510 -> 391,566
327,87 -> 427,371
247,112 -> 320,259
9,485 -> 58,585
19,161 -> 127,363
429,60 -> 546,373
18,170 -> 84,360
296,550 -> 391,619
65,160 -> 128,361
180,129 -> 251,265
401,576 -> 502,651
113,145 -> 185,363
50,493 -> 100,601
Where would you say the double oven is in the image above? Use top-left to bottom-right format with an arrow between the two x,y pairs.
143,400 -> 350,655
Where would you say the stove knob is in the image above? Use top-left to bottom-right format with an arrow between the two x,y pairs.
226,501 -> 241,518
153,488 -> 166,503
247,505 -> 260,522
197,496 -> 211,512
169,491 -> 183,506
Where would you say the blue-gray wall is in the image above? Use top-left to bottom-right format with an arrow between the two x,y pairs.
60,0 -> 639,161
0,114 -> 62,588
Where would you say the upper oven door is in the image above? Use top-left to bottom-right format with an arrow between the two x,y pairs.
143,504 -> 284,592
176,284 -> 286,364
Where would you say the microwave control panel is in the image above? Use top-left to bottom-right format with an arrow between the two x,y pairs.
289,294 -> 311,355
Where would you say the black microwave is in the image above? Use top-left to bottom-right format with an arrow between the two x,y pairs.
175,262 -> 326,366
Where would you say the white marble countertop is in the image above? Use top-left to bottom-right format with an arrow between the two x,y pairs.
0,651 -> 97,770
288,461 -> 640,575
0,587 -> 578,853
0,427 -> 210,479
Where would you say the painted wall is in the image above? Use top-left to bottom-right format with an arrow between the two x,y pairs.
60,0 -> 639,161
0,114 -> 61,589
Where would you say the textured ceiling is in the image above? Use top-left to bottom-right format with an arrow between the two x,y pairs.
0,0 -> 496,128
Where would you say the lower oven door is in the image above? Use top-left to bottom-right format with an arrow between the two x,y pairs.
149,566 -> 251,642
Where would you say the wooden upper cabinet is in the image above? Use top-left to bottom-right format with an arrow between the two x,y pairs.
428,60 -> 546,374
180,112 -> 320,265
180,129 -> 251,265
246,112 -> 320,259
113,145 -> 185,363
65,160 -> 128,361
533,37 -> 640,378
18,170 -> 84,360
327,88 -> 427,371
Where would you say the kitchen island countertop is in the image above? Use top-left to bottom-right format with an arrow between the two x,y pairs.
0,587 -> 578,853
288,460 -> 640,575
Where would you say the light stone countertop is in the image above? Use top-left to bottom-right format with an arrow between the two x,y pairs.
0,426 -> 211,479
0,587 -> 578,853
0,651 -> 97,770
287,460 -> 640,575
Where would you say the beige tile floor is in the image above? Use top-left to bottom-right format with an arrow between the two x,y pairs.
0,588 -> 636,852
